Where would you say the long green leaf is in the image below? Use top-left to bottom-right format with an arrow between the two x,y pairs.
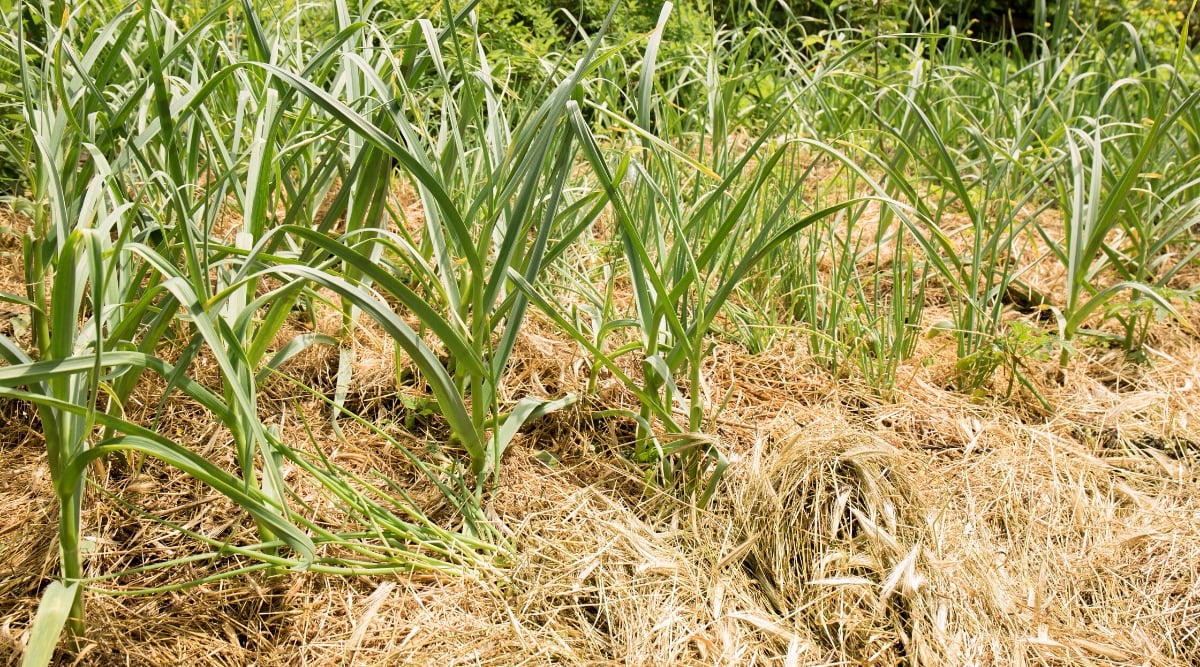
21,582 -> 78,667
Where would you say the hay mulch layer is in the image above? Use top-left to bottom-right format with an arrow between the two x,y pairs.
0,210 -> 1199,666
2,315 -> 1198,666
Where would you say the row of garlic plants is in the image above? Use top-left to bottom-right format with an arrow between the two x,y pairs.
5,0 -> 1198,661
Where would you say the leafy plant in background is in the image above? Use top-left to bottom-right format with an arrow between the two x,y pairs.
1078,0 -> 1200,51
365,0 -> 562,80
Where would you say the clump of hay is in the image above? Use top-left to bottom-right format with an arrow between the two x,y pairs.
504,485 -> 779,665
712,419 -> 940,665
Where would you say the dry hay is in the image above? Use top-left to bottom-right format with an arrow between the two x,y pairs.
3,326 -> 1198,666
711,422 -> 935,664
1,191 -> 1199,665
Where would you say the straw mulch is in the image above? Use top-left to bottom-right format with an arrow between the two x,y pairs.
0,198 -> 1198,665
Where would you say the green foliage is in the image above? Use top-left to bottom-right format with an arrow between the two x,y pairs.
1079,0 -> 1199,48
8,0 -> 1200,659
477,0 -> 561,60
553,0 -> 711,46
336,0 -> 714,81
405,0 -> 562,76
8,0 -> 605,654
21,581 -> 77,667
